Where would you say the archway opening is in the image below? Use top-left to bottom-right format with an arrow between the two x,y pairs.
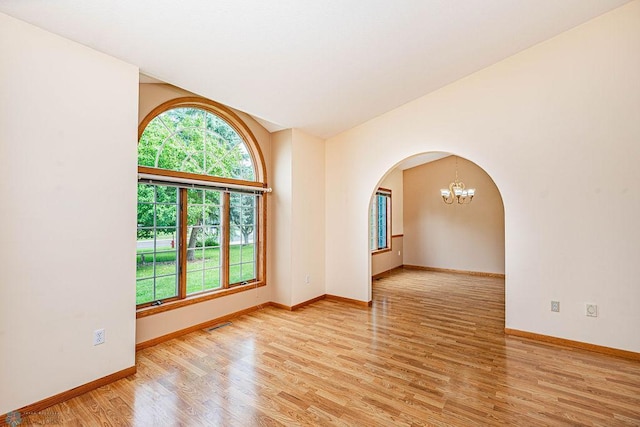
368,152 -> 505,309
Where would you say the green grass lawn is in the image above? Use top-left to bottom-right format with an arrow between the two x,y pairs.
136,244 -> 255,305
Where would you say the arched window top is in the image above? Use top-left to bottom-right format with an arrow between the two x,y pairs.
138,99 -> 263,183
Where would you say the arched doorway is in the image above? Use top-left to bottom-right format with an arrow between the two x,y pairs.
369,152 -> 505,305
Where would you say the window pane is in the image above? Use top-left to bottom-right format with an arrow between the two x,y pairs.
202,226 -> 220,249
229,193 -> 257,285
137,184 -> 155,203
186,225 -> 202,247
156,205 -> 177,227
137,184 -> 180,305
136,251 -> 154,278
187,210 -> 202,227
136,252 -> 177,277
186,189 -> 224,295
187,270 -> 204,294
240,262 -> 255,282
154,252 -> 178,275
370,191 -> 390,252
155,186 -> 177,203
187,188 -> 204,204
204,246 -> 220,268
155,275 -> 178,300
229,264 -> 242,284
230,193 -> 256,245
204,268 -> 221,290
203,205 -> 220,226
378,195 -> 388,249
242,243 -> 255,262
205,190 -> 220,205
138,120 -> 171,168
187,246 -> 204,271
136,278 -> 154,305
138,107 -> 256,181
229,243 -> 256,284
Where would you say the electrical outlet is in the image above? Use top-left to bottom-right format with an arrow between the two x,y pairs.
93,328 -> 105,346
586,304 -> 598,317
398,251 -> 401,256
551,301 -> 560,312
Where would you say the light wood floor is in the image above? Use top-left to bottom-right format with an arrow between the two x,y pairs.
21,269 -> 640,426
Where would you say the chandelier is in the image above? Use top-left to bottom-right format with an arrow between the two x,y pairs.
440,157 -> 475,205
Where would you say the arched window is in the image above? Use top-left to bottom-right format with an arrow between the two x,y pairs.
136,97 -> 267,310
138,107 -> 256,180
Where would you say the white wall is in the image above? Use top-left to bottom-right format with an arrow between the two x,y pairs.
0,13 -> 139,413
326,2 -> 640,352
371,235 -> 404,277
403,156 -> 504,274
271,129 -> 326,306
271,130 -> 293,306
291,129 -> 326,305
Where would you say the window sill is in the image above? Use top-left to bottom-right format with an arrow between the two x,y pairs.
136,281 -> 266,319
372,248 -> 392,256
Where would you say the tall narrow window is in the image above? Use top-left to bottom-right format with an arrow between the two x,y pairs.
137,98 -> 267,310
186,188 -> 222,294
370,188 -> 392,253
229,193 -> 257,284
136,185 -> 179,305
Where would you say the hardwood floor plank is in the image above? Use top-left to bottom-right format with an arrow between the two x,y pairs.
15,268 -> 640,426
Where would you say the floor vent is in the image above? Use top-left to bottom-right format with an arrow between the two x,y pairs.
205,322 -> 232,332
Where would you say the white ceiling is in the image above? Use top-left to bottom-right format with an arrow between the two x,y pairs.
0,0 -> 630,138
